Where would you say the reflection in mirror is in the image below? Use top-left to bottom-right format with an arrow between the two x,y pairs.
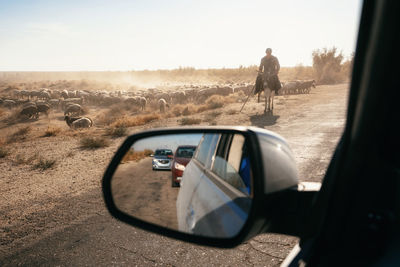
111,133 -> 253,238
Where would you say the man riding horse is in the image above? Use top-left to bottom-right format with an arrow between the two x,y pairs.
258,48 -> 281,113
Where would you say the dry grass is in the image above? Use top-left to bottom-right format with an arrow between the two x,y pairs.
7,126 -> 31,143
105,126 -> 128,137
14,152 -> 39,165
80,136 -> 110,149
170,104 -> 195,117
122,149 -> 153,162
179,117 -> 201,125
33,158 -> 57,170
0,146 -> 9,158
204,111 -> 222,123
196,95 -> 235,113
42,126 -> 62,137
111,114 -> 160,128
227,109 -> 238,115
2,108 -> 22,125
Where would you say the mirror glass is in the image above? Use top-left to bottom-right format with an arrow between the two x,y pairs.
111,132 -> 253,238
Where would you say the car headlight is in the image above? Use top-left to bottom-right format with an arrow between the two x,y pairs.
174,162 -> 185,171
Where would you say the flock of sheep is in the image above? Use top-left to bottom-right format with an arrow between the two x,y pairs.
0,79 -> 316,129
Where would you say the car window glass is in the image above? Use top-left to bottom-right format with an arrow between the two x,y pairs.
195,134 -> 220,168
212,156 -> 248,194
211,134 -> 250,194
227,134 -> 245,172
176,147 -> 196,158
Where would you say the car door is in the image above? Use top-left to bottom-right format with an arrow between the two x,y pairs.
176,133 -> 220,233
189,133 -> 251,238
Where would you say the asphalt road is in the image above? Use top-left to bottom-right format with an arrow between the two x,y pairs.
1,84 -> 348,266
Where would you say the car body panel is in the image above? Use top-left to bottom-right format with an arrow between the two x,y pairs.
249,127 -> 299,194
171,145 -> 197,185
177,133 -> 251,238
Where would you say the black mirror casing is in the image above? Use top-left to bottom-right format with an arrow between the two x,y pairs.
102,126 -> 272,248
102,126 -> 317,247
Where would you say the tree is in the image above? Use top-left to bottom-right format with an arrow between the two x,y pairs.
312,47 -> 344,84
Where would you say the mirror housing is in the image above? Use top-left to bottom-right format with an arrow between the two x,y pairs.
103,126 -> 311,248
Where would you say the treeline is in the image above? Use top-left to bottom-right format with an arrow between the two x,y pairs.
0,47 -> 353,86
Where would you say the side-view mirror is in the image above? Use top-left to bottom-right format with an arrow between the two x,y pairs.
103,127 -> 318,248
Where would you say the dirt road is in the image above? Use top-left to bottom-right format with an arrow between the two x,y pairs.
0,84 -> 349,266
112,158 -> 179,229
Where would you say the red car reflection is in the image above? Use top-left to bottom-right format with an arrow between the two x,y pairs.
171,145 -> 197,187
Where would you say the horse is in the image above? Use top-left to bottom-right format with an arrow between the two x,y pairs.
263,79 -> 275,113
254,73 -> 275,113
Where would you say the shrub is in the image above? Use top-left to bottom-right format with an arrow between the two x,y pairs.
122,149 -> 154,162
14,152 -> 39,165
80,137 -> 110,149
7,126 -> 31,143
180,117 -> 201,125
312,47 -> 351,84
111,114 -> 160,128
43,127 -> 61,137
205,95 -> 224,109
33,158 -> 57,170
0,146 -> 9,158
105,126 -> 127,137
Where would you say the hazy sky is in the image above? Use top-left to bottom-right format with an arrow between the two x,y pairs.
133,134 -> 202,153
0,0 -> 362,71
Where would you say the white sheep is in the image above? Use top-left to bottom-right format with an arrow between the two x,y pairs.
158,98 -> 169,113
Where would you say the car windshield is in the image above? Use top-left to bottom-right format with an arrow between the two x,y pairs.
155,149 -> 173,156
176,147 -> 196,158
0,0 -> 363,265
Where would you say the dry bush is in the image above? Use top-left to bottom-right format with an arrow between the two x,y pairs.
205,95 -> 225,109
312,47 -> 351,84
0,107 -> 6,117
227,109 -> 238,115
7,126 -> 31,143
196,95 -> 234,113
80,136 -> 110,149
204,111 -> 221,122
170,104 -> 195,117
42,126 -> 62,137
180,117 -> 201,125
105,126 -> 128,137
2,108 -> 22,125
0,146 -> 9,158
111,114 -> 160,128
14,152 -> 39,165
96,105 -> 126,126
33,158 -> 57,170
96,104 -> 142,127
122,149 -> 153,162
171,105 -> 184,116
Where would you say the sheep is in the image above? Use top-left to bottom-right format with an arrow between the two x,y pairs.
61,90 -> 69,99
158,98 -> 169,113
3,100 -> 17,108
139,96 -> 147,110
37,103 -> 50,116
64,104 -> 83,116
20,105 -> 38,119
64,115 -> 93,129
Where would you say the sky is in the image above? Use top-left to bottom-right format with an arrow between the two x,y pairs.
0,0 -> 363,71
132,133 -> 202,153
